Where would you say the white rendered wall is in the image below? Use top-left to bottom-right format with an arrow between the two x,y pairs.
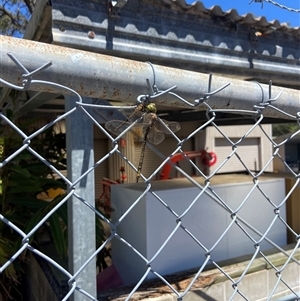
205,124 -> 273,173
111,177 -> 286,285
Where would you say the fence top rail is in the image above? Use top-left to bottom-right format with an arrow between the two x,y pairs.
0,36 -> 299,120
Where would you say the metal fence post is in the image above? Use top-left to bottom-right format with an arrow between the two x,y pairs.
65,95 -> 96,300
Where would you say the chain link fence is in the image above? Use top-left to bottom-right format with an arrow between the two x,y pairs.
0,50 -> 299,301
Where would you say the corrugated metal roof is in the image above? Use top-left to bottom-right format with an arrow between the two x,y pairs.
48,0 -> 299,87
146,0 -> 300,35
3,0 -> 298,122
20,0 -> 300,94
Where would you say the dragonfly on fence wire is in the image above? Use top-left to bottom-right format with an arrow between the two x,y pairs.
105,102 -> 181,182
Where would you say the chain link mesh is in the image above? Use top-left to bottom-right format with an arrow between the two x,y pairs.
0,54 -> 299,301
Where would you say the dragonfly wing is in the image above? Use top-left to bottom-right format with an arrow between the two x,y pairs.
105,120 -> 131,135
146,126 -> 165,145
155,119 -> 181,134
121,106 -> 144,122
106,120 -> 147,143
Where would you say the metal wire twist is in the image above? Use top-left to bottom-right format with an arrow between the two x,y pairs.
250,0 -> 300,13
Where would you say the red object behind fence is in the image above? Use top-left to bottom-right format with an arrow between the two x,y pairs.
160,150 -> 217,180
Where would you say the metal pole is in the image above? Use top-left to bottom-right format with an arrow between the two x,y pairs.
0,36 -> 299,119
65,95 -> 96,300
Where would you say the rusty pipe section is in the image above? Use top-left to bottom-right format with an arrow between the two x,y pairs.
0,36 -> 299,119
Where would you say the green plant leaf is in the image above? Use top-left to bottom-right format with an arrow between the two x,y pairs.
4,211 -> 31,228
6,185 -> 43,194
39,178 -> 66,189
49,213 -> 67,257
9,151 -> 34,161
8,197 -> 47,210
0,115 -> 71,300
9,165 -> 31,178
55,202 -> 68,226
25,210 -> 45,234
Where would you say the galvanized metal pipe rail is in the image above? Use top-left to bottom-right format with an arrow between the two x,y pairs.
0,36 -> 299,119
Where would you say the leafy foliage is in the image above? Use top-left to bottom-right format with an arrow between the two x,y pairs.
272,123 -> 299,137
0,109 -> 68,300
0,97 -> 110,300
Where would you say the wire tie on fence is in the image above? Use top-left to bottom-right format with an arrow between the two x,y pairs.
252,81 -> 264,103
268,80 -> 283,103
252,81 -> 270,115
7,52 -> 52,78
137,82 -> 177,105
253,81 -> 283,116
142,70 -> 230,108
144,61 -> 179,102
146,77 -> 158,98
136,94 -> 148,104
194,73 -> 230,106
23,61 -> 52,79
145,61 -> 157,92
7,52 -> 30,74
194,73 -> 213,105
7,52 -> 52,89
146,78 -> 155,96
137,62 -> 160,103
268,91 -> 283,102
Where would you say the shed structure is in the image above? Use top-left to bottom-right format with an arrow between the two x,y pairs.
12,0 -> 299,184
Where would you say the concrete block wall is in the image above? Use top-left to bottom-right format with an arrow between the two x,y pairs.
145,246 -> 300,301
